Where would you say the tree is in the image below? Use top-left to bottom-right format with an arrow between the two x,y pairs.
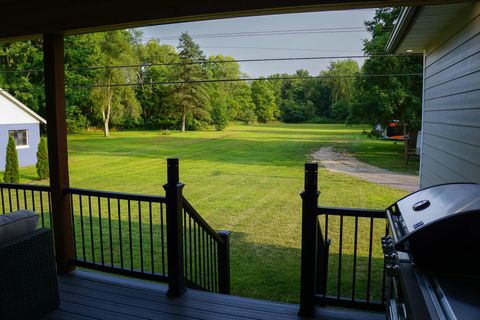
135,40 -> 179,129
36,137 -> 49,179
354,8 -> 422,130
251,79 -> 278,123
3,136 -> 19,183
172,32 -> 210,132
91,30 -> 142,136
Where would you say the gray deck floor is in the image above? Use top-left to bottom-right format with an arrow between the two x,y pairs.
44,270 -> 383,320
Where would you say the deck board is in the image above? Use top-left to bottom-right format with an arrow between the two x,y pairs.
44,271 -> 384,320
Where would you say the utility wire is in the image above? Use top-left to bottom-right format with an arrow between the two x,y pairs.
72,73 -> 423,89
0,53 -> 420,75
0,72 -> 422,93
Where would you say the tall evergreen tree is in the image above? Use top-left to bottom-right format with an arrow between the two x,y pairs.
173,32 -> 209,132
4,136 -> 19,183
36,137 -> 49,179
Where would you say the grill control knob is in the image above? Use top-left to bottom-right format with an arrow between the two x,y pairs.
382,236 -> 395,254
386,265 -> 400,277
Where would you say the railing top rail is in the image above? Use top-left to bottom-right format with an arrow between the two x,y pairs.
317,206 -> 385,219
0,182 -> 50,192
183,198 -> 224,244
66,187 -> 166,203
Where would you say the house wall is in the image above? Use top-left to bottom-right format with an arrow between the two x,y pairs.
421,5 -> 480,188
0,123 -> 41,170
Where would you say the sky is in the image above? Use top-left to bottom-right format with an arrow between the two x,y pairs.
140,9 -> 376,78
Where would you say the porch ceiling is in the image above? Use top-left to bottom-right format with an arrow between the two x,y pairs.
0,0 -> 471,42
386,2 -> 472,53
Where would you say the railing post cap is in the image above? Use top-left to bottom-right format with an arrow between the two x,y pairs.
305,162 -> 318,171
167,158 -> 179,165
217,230 -> 231,237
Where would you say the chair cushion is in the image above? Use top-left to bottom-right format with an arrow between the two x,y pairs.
0,210 -> 39,244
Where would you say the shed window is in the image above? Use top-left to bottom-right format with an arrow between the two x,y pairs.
9,130 -> 29,147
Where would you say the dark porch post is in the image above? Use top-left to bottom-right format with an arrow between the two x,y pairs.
298,163 -> 319,317
163,158 -> 186,296
43,33 -> 75,274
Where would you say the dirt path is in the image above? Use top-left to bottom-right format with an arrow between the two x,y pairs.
312,147 -> 419,192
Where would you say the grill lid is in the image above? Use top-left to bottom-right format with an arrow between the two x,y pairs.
396,183 -> 480,234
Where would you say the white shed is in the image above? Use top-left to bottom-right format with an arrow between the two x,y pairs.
0,89 -> 46,169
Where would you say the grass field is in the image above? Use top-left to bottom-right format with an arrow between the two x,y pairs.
12,123 -> 418,303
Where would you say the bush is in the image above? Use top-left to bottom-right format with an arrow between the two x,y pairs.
212,104 -> 228,131
4,136 -> 19,183
36,137 -> 49,179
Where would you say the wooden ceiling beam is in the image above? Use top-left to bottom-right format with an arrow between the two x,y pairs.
0,0 -> 469,41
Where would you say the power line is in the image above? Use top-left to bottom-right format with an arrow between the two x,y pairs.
141,27 -> 376,41
72,73 -> 423,89
200,46 -> 363,53
0,53 -> 421,75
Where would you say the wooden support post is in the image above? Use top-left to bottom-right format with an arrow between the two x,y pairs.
298,163 -> 319,317
43,33 -> 75,274
217,230 -> 231,294
163,158 -> 186,296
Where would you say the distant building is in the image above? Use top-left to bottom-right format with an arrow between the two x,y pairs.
0,89 -> 46,169
387,2 -> 480,188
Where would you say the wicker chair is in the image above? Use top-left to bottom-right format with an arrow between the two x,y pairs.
0,228 -> 59,320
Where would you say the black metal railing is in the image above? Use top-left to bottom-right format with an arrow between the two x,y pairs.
0,183 -> 52,228
299,163 -> 388,317
183,198 -> 230,293
0,158 -> 230,295
67,187 -> 169,283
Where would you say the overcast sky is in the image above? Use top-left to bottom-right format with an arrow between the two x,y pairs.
140,9 -> 376,78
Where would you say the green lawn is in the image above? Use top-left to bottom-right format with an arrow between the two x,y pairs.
12,123 -> 417,303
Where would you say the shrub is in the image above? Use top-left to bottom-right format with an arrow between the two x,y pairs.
36,137 -> 49,179
4,136 -> 19,183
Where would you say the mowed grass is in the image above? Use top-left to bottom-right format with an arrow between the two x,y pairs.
15,123 -> 417,303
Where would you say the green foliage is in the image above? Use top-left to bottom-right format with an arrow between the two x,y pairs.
172,32 -> 210,132
354,8 -> 423,131
251,80 -> 278,123
36,137 -> 49,179
90,30 -> 142,136
3,136 -> 19,183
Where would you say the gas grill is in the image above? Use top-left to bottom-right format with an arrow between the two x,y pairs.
382,183 -> 480,320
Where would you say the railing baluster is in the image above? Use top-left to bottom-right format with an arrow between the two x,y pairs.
32,190 -> 36,212
337,215 -> 343,299
8,188 -> 12,212
149,202 -> 154,275
47,192 -> 53,228
183,208 -> 188,279
98,197 -> 104,266
1,187 -> 5,213
40,191 -> 46,227
79,195 -> 86,261
160,203 -> 165,276
201,229 -> 206,289
23,189 -> 27,209
352,216 -> 359,301
88,196 -> 95,263
188,215 -> 193,281
71,194 -> 77,260
139,200 -> 144,273
366,217 -> 374,303
108,198 -> 114,267
128,200 -> 133,271
15,188 -> 20,210
194,221 -> 198,285
118,199 -> 124,270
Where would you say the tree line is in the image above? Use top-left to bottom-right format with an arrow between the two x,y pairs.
0,8 -> 422,135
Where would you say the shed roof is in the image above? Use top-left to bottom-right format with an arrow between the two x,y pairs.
0,89 -> 47,125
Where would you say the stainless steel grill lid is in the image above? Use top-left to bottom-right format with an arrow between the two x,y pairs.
386,183 -> 480,274
396,183 -> 480,234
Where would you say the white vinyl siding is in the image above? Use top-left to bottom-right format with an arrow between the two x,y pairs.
421,9 -> 480,188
